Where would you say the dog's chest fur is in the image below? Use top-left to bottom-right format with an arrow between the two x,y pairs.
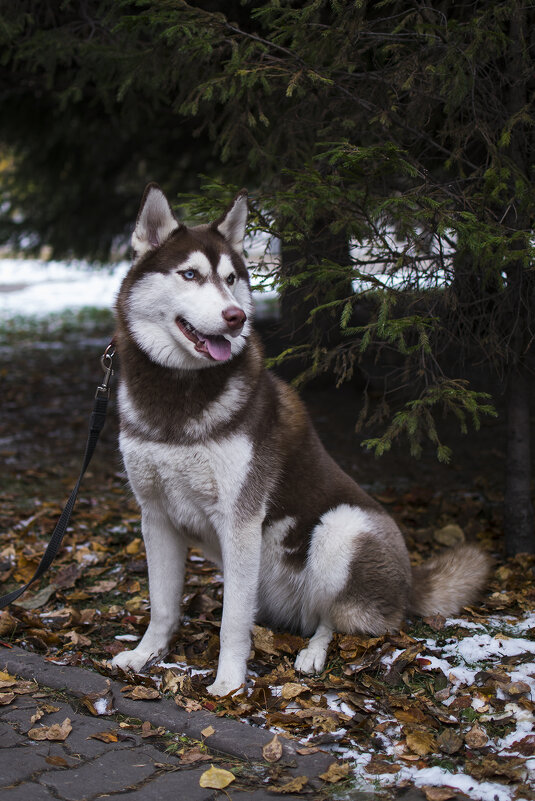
117,332 -> 275,557
120,427 -> 253,558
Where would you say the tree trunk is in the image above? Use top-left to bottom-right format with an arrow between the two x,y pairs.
501,3 -> 535,555
504,363 -> 535,555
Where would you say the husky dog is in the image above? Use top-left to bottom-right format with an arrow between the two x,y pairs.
112,184 -> 490,696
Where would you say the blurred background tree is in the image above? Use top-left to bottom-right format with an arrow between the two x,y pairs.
0,0 -> 533,554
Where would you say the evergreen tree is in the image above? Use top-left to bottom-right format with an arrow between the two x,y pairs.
0,0 -> 533,553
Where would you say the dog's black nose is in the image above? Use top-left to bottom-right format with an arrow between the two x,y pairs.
222,306 -> 247,331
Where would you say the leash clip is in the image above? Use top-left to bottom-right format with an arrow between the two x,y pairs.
96,343 -> 116,398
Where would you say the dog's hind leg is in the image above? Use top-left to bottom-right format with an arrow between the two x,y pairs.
113,508 -> 187,673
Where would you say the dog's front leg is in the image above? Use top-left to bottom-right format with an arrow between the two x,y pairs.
207,516 -> 263,697
113,507 -> 187,673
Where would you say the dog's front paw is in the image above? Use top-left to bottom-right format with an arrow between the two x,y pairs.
207,677 -> 244,697
112,648 -> 155,674
295,644 -> 327,675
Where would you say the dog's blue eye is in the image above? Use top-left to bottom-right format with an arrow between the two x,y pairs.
181,269 -> 196,280
226,274 -> 235,286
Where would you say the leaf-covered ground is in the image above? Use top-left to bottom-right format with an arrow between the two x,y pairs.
1,312 -> 534,800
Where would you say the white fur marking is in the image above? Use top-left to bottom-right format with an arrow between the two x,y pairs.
305,505 -> 371,607
184,375 -> 249,438
179,251 -> 211,278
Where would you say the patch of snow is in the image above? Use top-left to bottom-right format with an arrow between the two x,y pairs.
93,696 -> 112,715
447,632 -> 535,665
0,259 -> 129,317
0,256 -> 279,321
411,766 -> 518,801
444,617 -> 486,630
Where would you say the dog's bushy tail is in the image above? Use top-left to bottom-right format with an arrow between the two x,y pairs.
409,544 -> 491,618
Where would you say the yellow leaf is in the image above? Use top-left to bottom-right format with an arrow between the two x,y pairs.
269,776 -> 308,793
201,725 -> 215,738
262,734 -> 283,763
0,671 -> 15,683
88,730 -> 119,743
281,682 -> 305,700
126,537 -> 142,555
199,765 -> 235,789
319,761 -> 350,783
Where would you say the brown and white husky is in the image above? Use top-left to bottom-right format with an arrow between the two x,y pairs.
112,184 -> 490,696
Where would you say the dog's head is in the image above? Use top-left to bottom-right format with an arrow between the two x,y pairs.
118,184 -> 253,370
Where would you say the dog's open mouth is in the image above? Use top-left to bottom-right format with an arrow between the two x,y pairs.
176,318 -> 231,362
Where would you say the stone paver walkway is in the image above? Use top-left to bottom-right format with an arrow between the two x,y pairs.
0,646 -> 382,801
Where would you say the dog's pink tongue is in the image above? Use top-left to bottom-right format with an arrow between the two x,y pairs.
205,336 -> 231,361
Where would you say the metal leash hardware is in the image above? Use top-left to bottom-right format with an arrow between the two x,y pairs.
0,340 -> 116,610
96,342 -> 116,398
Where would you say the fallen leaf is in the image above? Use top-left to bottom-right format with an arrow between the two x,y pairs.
365,757 -> 401,774
422,614 -> 446,631
262,734 -> 283,763
503,681 -> 531,699
312,714 -> 338,732
269,776 -> 308,793
0,693 -> 15,705
394,706 -> 436,727
30,703 -> 60,724
126,537 -> 143,555
507,735 -> 535,757
88,730 -> 119,743
281,682 -> 306,700
87,579 -> 117,594
422,787 -> 458,801
201,725 -> 215,738
434,524 -> 465,546
162,669 -> 189,694
64,630 -> 91,647
406,730 -> 437,756
437,729 -> 463,755
45,755 -> 69,767
179,746 -> 212,765
140,720 -> 164,738
467,755 -> 526,782
253,625 -> 278,656
28,717 -> 72,742
464,723 -> 488,749
0,671 -> 16,684
38,607 -> 75,629
319,761 -> 350,783
0,611 -> 18,636
14,584 -> 57,609
81,685 -> 114,716
199,765 -> 235,789
122,685 -> 160,701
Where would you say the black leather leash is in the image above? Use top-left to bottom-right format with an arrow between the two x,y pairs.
0,342 -> 116,610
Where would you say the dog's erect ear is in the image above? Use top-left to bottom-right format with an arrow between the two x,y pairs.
213,189 -> 248,252
131,183 -> 180,261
